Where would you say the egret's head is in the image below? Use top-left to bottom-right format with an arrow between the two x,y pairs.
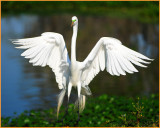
71,16 -> 78,27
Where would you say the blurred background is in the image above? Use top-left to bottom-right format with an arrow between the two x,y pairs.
1,1 -> 159,117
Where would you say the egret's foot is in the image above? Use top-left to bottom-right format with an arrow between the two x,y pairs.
64,109 -> 68,117
56,118 -> 65,126
75,118 -> 80,126
58,109 -> 68,125
75,110 -> 80,125
56,118 -> 63,123
77,117 -> 80,123
61,108 -> 68,122
64,102 -> 69,118
75,98 -> 80,125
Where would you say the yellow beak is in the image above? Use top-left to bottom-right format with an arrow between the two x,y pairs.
71,21 -> 74,27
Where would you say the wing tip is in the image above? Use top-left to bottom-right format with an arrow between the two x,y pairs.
15,46 -> 23,49
143,57 -> 154,61
10,39 -> 19,43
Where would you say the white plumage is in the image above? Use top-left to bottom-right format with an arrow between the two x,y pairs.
11,16 -> 153,118
13,32 -> 70,90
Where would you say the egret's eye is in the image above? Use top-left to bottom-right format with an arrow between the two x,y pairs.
72,19 -> 76,22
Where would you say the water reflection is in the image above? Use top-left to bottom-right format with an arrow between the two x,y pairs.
2,14 -> 159,117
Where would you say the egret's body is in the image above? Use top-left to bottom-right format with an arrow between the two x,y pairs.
11,16 -> 153,120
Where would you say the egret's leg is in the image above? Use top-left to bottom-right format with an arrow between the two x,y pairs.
63,100 -> 69,122
64,82 -> 72,116
65,100 -> 69,115
68,82 -> 72,101
64,97 -> 69,117
59,82 -> 72,124
77,99 -> 80,122
63,78 -> 68,116
77,83 -> 81,123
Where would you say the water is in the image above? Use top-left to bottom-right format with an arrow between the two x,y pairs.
2,14 -> 159,117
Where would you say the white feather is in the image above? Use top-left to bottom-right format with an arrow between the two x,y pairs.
81,37 -> 152,85
111,50 -> 126,75
11,16 -> 153,118
11,32 -> 70,90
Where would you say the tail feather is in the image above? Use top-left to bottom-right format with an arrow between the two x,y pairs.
75,95 -> 86,113
57,89 -> 66,118
81,85 -> 92,96
74,86 -> 91,112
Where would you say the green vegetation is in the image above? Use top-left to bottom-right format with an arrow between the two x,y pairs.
2,1 -> 158,23
2,94 -> 159,127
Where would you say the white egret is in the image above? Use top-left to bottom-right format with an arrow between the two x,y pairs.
11,16 -> 153,121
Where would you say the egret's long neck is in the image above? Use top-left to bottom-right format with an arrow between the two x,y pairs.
71,24 -> 78,63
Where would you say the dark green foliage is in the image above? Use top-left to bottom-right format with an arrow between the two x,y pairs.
2,94 -> 159,127
2,1 -> 158,23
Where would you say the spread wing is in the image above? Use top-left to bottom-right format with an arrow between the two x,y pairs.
11,32 -> 71,89
81,37 -> 153,86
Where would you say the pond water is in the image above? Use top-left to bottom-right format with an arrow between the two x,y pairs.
2,14 -> 159,117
